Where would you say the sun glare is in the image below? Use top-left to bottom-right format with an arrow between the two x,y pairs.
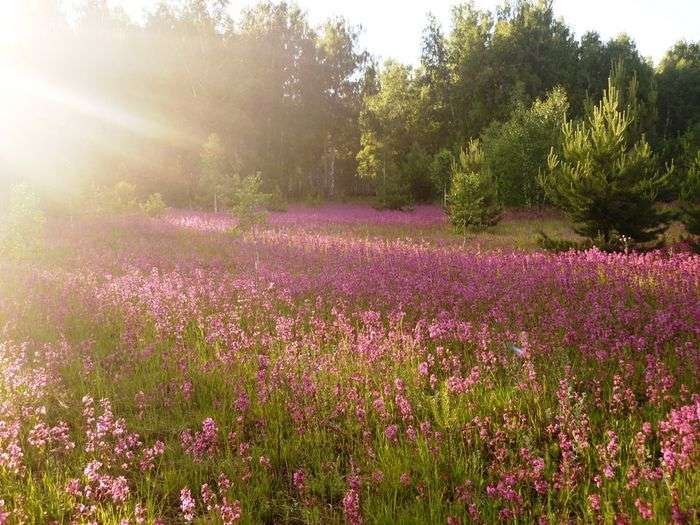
0,5 -> 194,190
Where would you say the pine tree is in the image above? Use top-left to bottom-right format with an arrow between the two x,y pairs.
447,139 -> 502,239
539,79 -> 672,250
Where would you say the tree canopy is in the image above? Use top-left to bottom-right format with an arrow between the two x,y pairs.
2,0 -> 699,213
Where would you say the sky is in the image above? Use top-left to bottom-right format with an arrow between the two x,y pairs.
60,0 -> 700,66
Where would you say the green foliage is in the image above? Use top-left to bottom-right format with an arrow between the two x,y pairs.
357,125 -> 415,211
0,183 -> 46,260
680,150 -> 700,244
482,87 -> 569,207
430,148 -> 455,207
265,186 -> 288,213
83,180 -> 138,215
356,131 -> 387,181
141,193 -> 167,218
401,146 -> 433,202
374,174 -> 414,211
661,123 -> 700,198
448,0 -> 578,139
536,231 -> 593,252
418,14 -> 452,152
608,58 -> 658,145
447,139 -> 503,235
15,0 -> 699,209
576,33 -> 657,125
540,80 -> 672,249
111,181 -> 138,212
231,173 -> 270,231
198,133 -> 236,212
357,61 -> 424,207
657,41 -> 700,141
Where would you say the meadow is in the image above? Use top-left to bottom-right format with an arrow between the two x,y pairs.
0,204 -> 698,524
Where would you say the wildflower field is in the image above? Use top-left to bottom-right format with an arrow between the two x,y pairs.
0,205 -> 698,524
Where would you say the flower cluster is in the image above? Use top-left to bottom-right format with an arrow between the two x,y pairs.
0,206 -> 697,522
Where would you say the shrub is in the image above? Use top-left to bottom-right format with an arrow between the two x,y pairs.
0,183 -> 46,259
447,139 -> 502,238
540,80 -> 672,250
141,193 -> 168,218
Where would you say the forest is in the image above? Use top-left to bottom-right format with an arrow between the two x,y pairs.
4,0 -> 699,213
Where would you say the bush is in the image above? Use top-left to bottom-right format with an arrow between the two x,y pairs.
0,183 -> 46,260
447,139 -> 502,237
540,80 -> 672,250
141,193 -> 168,218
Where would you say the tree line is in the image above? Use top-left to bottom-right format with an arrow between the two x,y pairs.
3,1 -> 700,230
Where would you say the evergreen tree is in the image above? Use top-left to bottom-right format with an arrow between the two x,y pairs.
447,139 -> 502,239
540,80 -> 672,250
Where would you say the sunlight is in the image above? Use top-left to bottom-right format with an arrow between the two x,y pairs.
0,64 -> 183,144
0,12 -> 195,190
0,3 -> 30,47
0,1 -> 698,521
